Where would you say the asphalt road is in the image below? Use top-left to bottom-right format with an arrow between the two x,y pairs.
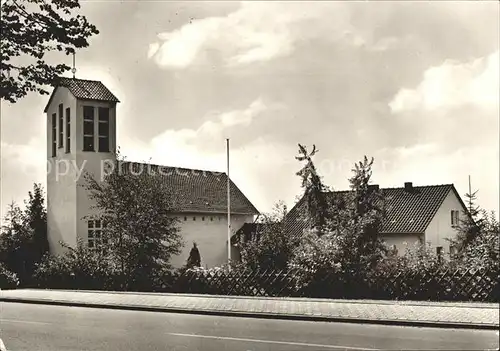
0,303 -> 498,351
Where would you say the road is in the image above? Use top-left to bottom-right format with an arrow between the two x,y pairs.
0,303 -> 498,351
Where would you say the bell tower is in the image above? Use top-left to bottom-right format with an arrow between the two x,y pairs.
44,77 -> 119,254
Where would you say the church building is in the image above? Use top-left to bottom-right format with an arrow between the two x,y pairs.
44,77 -> 259,268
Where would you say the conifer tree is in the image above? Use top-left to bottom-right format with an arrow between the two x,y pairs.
295,144 -> 329,233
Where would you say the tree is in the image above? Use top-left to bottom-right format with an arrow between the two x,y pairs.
186,242 -> 201,269
239,201 -> 297,271
450,188 -> 485,253
24,183 -> 49,263
455,210 -> 499,272
290,154 -> 387,294
84,153 -> 183,290
0,183 -> 49,285
1,0 -> 99,103
343,156 -> 387,270
295,144 -> 329,233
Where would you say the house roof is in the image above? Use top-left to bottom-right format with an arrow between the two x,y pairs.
44,77 -> 120,112
120,161 -> 260,215
285,183 -> 467,238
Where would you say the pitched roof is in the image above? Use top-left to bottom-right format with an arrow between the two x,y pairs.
121,161 -> 259,215
285,184 -> 466,238
44,77 -> 120,112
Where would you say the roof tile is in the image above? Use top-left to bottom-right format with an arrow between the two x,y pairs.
122,161 -> 259,215
44,78 -> 119,112
285,184 -> 458,238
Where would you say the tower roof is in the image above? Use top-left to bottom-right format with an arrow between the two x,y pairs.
43,77 -> 120,112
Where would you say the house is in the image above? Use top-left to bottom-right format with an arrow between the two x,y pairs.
276,182 -> 468,257
44,77 -> 259,268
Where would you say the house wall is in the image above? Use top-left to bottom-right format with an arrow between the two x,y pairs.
425,189 -> 464,255
46,87 -> 78,255
381,233 -> 423,256
169,213 -> 255,268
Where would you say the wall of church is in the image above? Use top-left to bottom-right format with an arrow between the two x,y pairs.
46,92 -> 118,255
46,87 -> 78,255
169,212 -> 255,268
74,99 -> 117,247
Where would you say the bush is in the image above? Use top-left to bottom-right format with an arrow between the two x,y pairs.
0,263 -> 19,289
33,240 -> 120,290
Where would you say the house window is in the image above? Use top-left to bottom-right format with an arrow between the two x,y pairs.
83,106 -> 94,151
65,108 -> 71,153
184,216 -> 187,221
88,220 -> 105,250
451,210 -> 460,227
193,217 -> 196,221
58,104 -> 63,148
98,107 -> 110,152
51,113 -> 57,157
210,217 -> 213,221
202,216 -> 205,221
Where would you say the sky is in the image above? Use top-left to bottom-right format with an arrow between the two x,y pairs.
1,1 -> 499,219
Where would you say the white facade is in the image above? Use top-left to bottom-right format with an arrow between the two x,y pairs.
170,212 -> 254,268
424,189 -> 465,255
381,233 -> 423,256
46,87 -> 117,255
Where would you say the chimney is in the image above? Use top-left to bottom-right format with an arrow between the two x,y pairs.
404,182 -> 413,192
368,184 -> 379,192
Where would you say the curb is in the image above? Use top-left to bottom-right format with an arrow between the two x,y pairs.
1,297 -> 499,331
9,289 -> 500,309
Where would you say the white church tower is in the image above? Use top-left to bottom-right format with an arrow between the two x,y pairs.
44,78 -> 119,254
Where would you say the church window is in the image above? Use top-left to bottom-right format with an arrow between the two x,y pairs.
83,106 -> 95,151
58,104 -> 64,148
88,220 -> 105,251
65,108 -> 71,153
98,107 -> 110,152
51,113 -> 57,157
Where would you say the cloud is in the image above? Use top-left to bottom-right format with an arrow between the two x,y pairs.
372,140 -> 499,216
389,50 -> 499,113
148,2 -> 399,69
122,97 -> 285,163
120,98 -> 294,212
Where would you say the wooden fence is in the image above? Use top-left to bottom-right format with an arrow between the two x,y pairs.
167,266 -> 499,302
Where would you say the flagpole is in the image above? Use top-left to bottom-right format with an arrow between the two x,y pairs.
227,138 -> 231,262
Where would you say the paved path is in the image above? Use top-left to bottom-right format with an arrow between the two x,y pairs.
1,289 -> 498,329
1,303 -> 499,351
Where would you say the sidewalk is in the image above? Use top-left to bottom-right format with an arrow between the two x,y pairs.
1,289 -> 498,330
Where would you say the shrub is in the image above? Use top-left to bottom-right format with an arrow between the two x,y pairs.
239,201 -> 297,271
0,263 -> 19,289
33,240 -> 119,290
